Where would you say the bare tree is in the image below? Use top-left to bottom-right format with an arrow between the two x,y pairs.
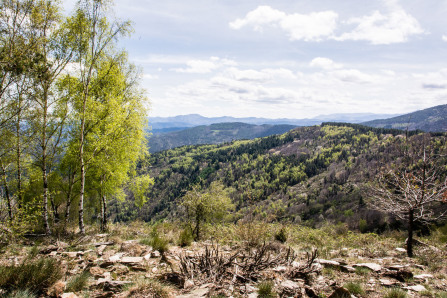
372,135 -> 447,257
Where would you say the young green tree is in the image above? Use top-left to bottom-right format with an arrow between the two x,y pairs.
27,0 -> 76,234
181,182 -> 234,240
82,54 -> 149,232
65,0 -> 132,234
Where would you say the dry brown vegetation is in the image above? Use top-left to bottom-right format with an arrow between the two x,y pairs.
1,221 -> 446,297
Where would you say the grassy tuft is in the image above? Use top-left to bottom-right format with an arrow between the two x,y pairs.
178,228 -> 193,247
274,227 -> 287,243
126,278 -> 173,298
0,257 -> 62,295
384,288 -> 408,298
5,289 -> 37,298
66,271 -> 90,292
344,281 -> 365,296
257,280 -> 276,298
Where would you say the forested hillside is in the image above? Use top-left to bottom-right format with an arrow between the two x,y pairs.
113,123 -> 447,232
149,122 -> 297,152
363,104 -> 447,132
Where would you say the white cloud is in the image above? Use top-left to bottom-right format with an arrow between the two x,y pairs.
331,69 -> 377,84
335,1 -> 424,44
172,57 -> 237,74
143,74 -> 159,80
231,1 -> 424,45
310,57 -> 343,70
174,59 -> 218,73
442,35 -> 447,42
230,5 -> 338,41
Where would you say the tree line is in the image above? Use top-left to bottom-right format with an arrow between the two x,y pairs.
0,0 -> 150,237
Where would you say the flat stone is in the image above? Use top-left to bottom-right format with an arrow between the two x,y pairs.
281,280 -> 300,290
90,266 -> 106,277
414,274 -> 434,280
61,293 -> 79,298
120,256 -> 144,264
354,263 -> 382,272
396,247 -> 407,253
318,259 -> 341,268
380,278 -> 399,286
63,251 -> 80,258
97,245 -> 107,255
184,279 -> 194,289
152,250 -> 161,258
108,253 -> 124,262
387,265 -> 406,271
405,285 -> 426,292
341,265 -> 356,273
176,286 -> 209,298
143,253 -> 151,260
273,265 -> 288,272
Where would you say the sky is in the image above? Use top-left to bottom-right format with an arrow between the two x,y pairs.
64,0 -> 447,119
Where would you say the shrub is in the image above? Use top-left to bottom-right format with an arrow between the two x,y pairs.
235,221 -> 270,247
274,227 -> 287,243
178,228 -> 193,247
355,266 -> 371,276
344,282 -> 365,296
384,288 -> 407,298
5,289 -> 36,298
66,271 -> 90,292
0,257 -> 62,295
257,280 -> 276,298
150,228 -> 169,254
126,278 -> 172,298
359,219 -> 368,233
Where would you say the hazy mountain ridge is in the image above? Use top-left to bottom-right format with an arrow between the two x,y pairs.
149,112 -> 399,130
362,104 -> 447,132
148,122 -> 297,152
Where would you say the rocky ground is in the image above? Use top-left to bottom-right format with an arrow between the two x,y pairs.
1,229 -> 446,298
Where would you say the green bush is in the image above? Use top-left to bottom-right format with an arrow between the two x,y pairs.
274,227 -> 287,243
66,271 -> 90,292
344,282 -> 365,296
257,280 -> 276,298
178,228 -> 193,247
359,219 -> 368,233
384,288 -> 407,298
5,289 -> 36,298
0,257 -> 62,295
150,228 -> 169,254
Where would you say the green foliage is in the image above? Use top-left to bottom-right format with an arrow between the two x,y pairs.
178,228 -> 194,247
355,266 -> 371,276
66,271 -> 90,292
181,182 -> 234,240
149,227 -> 169,254
274,227 -> 287,243
344,282 -> 365,296
359,219 -> 368,233
384,288 -> 408,298
257,280 -> 276,298
4,289 -> 36,298
0,257 -> 62,295
126,278 -> 173,298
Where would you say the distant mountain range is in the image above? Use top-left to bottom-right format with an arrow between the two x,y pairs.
149,112 -> 399,132
149,122 -> 296,152
147,105 -> 447,153
362,104 -> 447,132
